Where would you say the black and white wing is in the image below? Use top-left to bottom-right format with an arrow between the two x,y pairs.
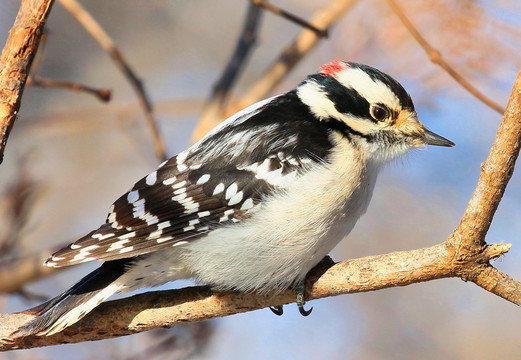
45,91 -> 335,267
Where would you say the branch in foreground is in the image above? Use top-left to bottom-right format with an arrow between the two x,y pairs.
386,0 -> 505,114
57,0 -> 167,161
1,242 -> 510,351
0,0 -> 55,164
447,69 -> 521,255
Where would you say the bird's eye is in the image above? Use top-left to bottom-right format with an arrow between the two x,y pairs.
370,104 -> 389,122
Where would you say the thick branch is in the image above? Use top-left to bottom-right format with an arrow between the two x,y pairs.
0,0 -> 55,164
449,69 -> 521,253
3,242 -> 507,351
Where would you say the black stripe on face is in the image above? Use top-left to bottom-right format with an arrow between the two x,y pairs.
323,117 -> 375,143
346,63 -> 415,112
307,74 -> 374,122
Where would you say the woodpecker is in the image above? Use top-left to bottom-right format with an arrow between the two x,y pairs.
13,61 -> 453,337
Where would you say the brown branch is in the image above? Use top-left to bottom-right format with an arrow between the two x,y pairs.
0,242 -> 511,351
27,76 -> 111,102
0,0 -> 55,164
0,253 -> 58,294
230,0 -> 360,114
57,0 -> 167,161
386,0 -> 505,115
191,3 -> 263,142
251,0 -> 328,38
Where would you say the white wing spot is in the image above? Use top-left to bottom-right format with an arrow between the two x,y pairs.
225,183 -> 238,200
197,174 -> 211,185
158,221 -> 171,229
213,183 -> 225,195
173,187 -> 187,195
156,236 -> 173,243
93,233 -> 115,241
107,239 -> 130,252
177,151 -> 189,164
70,244 -> 82,250
240,198 -> 254,210
177,164 -> 188,172
228,191 -> 243,206
119,246 -> 134,254
183,225 -> 195,232
190,164 -> 202,170
119,231 -> 136,240
127,190 -> 139,203
145,171 -> 157,185
163,176 -> 177,185
198,211 -> 211,218
172,241 -> 188,247
80,244 -> 100,253
171,180 -> 187,189
148,229 -> 163,239
172,193 -> 187,202
189,219 -> 200,226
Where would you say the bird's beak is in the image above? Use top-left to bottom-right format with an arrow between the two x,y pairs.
423,128 -> 455,147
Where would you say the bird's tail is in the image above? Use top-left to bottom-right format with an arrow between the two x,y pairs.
11,259 -> 129,337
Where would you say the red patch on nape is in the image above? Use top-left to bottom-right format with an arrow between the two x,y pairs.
320,61 -> 348,77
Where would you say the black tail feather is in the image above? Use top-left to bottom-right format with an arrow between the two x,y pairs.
12,259 -> 130,337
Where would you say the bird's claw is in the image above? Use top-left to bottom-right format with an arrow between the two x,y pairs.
270,305 -> 284,316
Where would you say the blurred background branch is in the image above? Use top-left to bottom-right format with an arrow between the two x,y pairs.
386,0 -> 505,114
57,0 -> 167,161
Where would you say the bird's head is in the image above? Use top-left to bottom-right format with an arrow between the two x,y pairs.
296,61 -> 454,162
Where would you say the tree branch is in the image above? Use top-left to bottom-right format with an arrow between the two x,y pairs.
27,76 -> 111,102
191,2 -> 263,142
57,0 -> 167,161
386,0 -> 505,114
0,242 -> 511,351
230,0 -> 360,114
0,0 -> 55,164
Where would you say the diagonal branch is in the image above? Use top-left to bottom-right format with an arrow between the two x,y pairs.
251,0 -> 328,38
57,0 -> 167,161
230,0 -> 360,114
0,0 -> 55,164
191,2 -> 263,142
386,0 -> 505,114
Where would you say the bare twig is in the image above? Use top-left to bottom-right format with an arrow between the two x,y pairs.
191,2 -> 263,142
27,76 -> 111,102
386,0 -> 505,114
231,0 -> 360,115
252,0 -> 328,38
57,0 -> 167,161
0,0 -> 55,164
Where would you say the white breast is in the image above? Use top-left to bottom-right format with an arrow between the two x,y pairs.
181,137 -> 380,293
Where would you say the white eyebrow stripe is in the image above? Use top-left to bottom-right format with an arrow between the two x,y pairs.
335,67 -> 400,110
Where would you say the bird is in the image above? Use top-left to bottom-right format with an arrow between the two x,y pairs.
12,61 -> 454,337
